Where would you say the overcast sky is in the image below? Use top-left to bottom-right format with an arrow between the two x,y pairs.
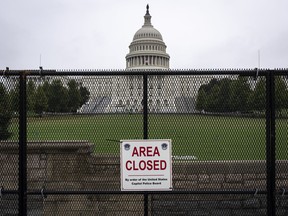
0,0 -> 287,70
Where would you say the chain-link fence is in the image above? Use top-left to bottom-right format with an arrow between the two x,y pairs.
0,69 -> 287,215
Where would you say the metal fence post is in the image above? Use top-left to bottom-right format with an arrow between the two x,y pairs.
19,72 -> 27,216
143,74 -> 149,216
18,72 -> 27,216
266,70 -> 276,216
143,74 -> 148,140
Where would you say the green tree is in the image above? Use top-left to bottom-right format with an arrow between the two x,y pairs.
9,84 -> 19,113
41,80 -> 51,112
67,79 -> 81,112
275,76 -> 288,116
27,79 -> 36,112
217,78 -> 232,112
196,78 -> 219,112
196,77 -> 254,113
48,79 -> 68,112
249,77 -> 266,112
39,79 -> 90,113
195,87 -> 207,111
206,84 -> 220,112
0,83 -> 12,140
79,83 -> 90,106
34,86 -> 48,116
230,77 -> 252,112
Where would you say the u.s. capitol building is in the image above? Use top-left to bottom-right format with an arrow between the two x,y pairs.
80,5 -> 195,113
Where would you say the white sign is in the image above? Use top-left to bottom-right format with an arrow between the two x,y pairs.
120,139 -> 172,191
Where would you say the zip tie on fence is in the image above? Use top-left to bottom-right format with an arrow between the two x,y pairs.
39,66 -> 43,76
41,186 -> 47,199
254,188 -> 259,196
282,188 -> 286,197
254,68 -> 259,81
2,67 -> 9,76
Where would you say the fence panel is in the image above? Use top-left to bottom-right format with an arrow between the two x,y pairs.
0,69 -> 287,215
275,75 -> 288,216
0,76 -> 19,215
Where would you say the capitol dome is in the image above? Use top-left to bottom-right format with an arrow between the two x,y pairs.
133,27 -> 163,41
126,5 -> 170,69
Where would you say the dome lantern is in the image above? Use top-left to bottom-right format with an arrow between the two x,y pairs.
144,4 -> 152,27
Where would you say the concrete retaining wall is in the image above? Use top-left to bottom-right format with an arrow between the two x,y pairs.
0,141 -> 287,215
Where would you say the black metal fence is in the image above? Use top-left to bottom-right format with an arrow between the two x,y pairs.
0,68 -> 288,215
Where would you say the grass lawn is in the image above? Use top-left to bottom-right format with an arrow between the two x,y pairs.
9,114 -> 287,160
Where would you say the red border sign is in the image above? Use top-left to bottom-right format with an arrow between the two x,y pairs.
120,139 -> 172,191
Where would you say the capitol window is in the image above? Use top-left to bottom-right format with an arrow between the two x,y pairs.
164,100 -> 168,106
